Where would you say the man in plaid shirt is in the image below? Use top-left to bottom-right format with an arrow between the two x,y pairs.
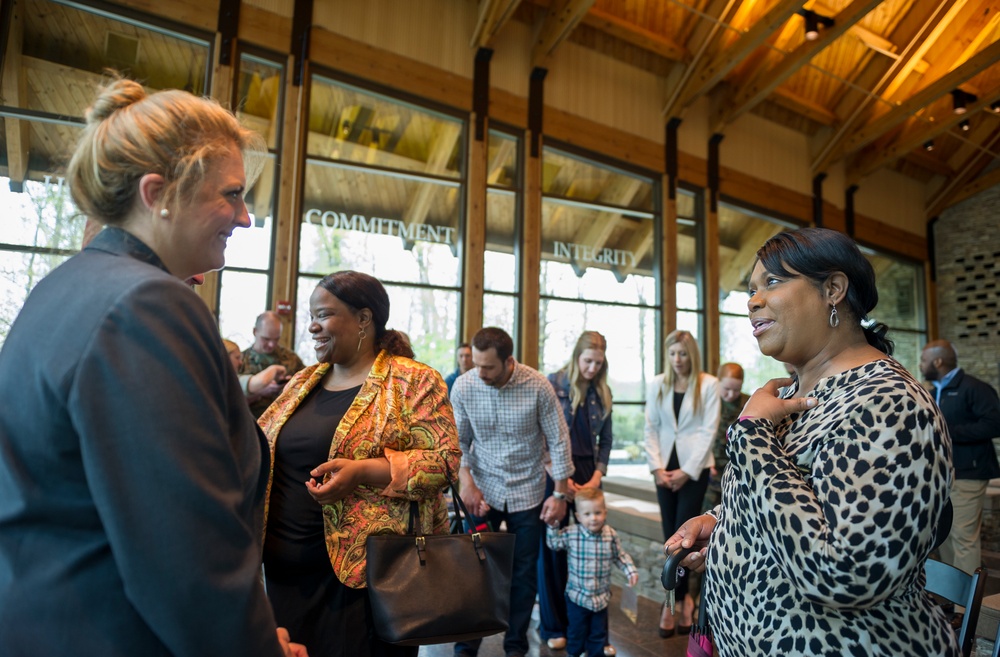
452,327 -> 573,657
547,488 -> 638,657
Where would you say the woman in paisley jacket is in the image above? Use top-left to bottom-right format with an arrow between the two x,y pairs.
665,228 -> 955,657
259,270 -> 461,657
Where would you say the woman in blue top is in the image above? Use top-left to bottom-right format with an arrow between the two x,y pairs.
539,330 -> 615,653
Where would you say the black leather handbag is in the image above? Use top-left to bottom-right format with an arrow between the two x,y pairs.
366,485 -> 516,646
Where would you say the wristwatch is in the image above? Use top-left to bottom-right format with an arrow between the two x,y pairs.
551,491 -> 567,501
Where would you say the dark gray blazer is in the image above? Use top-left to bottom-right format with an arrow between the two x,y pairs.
0,228 -> 283,656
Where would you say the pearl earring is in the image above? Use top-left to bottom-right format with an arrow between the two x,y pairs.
160,208 -> 169,218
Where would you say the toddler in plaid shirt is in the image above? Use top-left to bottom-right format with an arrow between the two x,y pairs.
546,488 -> 638,657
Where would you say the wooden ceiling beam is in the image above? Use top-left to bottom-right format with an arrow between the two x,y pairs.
848,83 -> 1000,183
615,221 -> 654,279
668,0 -> 807,115
487,137 -> 516,184
876,0 -> 972,102
581,7 -> 688,63
662,0 -> 743,118
403,122 -> 463,227
927,125 -> 1000,217
813,0 -> 956,174
570,177 -> 644,253
716,0 -> 883,131
944,113 -> 1000,170
823,34 -> 1000,168
718,220 -> 783,296
940,164 -> 1000,211
902,149 -> 956,177
681,0 -> 740,53
471,0 -> 524,49
770,87 -> 838,125
531,0 -> 596,68
907,1 -> 999,92
811,0 -> 919,61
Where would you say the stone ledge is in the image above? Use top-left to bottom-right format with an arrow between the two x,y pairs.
603,475 -> 658,504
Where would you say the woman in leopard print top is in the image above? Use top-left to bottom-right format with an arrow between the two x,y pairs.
666,228 -> 956,656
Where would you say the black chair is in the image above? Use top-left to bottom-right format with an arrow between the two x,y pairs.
925,558 -> 987,657
992,614 -> 1000,657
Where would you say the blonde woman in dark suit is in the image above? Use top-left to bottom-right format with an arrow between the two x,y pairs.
0,77 -> 304,657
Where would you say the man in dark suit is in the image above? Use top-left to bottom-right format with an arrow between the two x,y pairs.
921,340 -> 1000,576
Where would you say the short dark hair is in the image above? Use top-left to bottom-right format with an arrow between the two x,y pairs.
457,342 -> 470,350
755,227 -> 893,355
471,327 -> 513,362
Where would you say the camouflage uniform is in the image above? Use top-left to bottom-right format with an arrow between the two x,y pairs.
238,345 -> 305,418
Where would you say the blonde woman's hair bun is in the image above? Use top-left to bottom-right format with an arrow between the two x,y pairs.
85,76 -> 146,125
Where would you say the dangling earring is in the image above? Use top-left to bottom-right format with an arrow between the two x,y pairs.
357,327 -> 367,353
829,304 -> 840,328
160,208 -> 170,218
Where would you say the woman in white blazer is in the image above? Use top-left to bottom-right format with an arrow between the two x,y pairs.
645,329 -> 720,637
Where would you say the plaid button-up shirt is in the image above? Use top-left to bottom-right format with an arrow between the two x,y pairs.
451,362 -> 573,513
546,523 -> 638,611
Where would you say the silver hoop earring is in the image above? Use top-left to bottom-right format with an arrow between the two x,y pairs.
829,305 -> 840,328
160,208 -> 170,218
357,327 -> 367,353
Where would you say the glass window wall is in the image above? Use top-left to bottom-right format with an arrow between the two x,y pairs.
717,203 -> 796,392
1,0 -> 211,347
296,75 -> 465,374
216,52 -> 285,346
539,147 -> 659,480
484,130 -> 520,339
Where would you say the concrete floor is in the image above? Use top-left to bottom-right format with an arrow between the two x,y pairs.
417,586 -> 713,657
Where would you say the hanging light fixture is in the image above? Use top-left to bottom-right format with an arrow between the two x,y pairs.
924,140 -> 935,152
991,100 -> 1000,113
797,9 -> 835,41
960,119 -> 971,132
951,89 -> 977,115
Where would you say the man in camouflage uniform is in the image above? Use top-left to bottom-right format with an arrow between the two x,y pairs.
239,311 -> 305,418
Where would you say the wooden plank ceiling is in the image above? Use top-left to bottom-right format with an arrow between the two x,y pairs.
474,0 -> 1000,217
3,0 -> 998,227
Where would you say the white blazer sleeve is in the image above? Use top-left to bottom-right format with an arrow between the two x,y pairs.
679,375 -> 721,479
644,376 -> 666,471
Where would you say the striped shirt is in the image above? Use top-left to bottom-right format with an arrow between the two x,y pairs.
451,362 -> 573,513
546,523 -> 638,611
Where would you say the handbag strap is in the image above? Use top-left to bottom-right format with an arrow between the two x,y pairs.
406,477 -> 474,536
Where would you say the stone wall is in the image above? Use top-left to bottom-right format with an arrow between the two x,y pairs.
936,184 -> 1000,552
934,185 -> 1000,391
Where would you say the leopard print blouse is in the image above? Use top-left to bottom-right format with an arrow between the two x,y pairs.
705,358 -> 957,656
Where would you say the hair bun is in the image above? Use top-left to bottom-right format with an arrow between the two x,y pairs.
86,78 -> 147,125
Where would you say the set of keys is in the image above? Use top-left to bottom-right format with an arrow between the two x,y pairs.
661,545 -> 695,612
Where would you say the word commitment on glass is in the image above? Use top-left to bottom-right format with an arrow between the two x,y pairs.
304,209 -> 456,246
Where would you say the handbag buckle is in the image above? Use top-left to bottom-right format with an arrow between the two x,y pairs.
415,536 -> 427,566
471,533 -> 486,562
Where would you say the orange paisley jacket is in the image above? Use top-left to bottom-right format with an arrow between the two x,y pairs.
258,350 -> 461,589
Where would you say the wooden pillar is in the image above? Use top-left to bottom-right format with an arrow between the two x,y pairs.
271,51 -> 309,350
704,133 -> 723,376
270,0 -> 312,348
844,184 -> 858,237
2,0 -> 30,193
195,31 -> 237,313
463,48 -> 492,342
661,118 -> 681,369
520,66 -> 547,367
812,173 -> 826,228
925,217 -> 939,340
